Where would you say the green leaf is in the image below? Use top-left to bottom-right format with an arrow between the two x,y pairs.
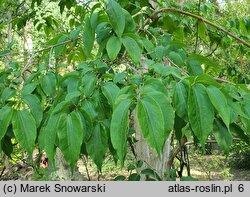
114,175 -> 126,181
123,9 -> 136,33
101,82 -> 120,108
86,123 -> 108,170
1,88 -> 16,102
114,72 -> 127,84
141,168 -> 161,181
106,0 -> 125,37
128,173 -> 141,181
168,51 -> 184,67
39,113 -> 62,167
65,91 -> 81,102
213,119 -> 233,154
122,36 -> 141,64
207,86 -> 230,130
187,60 -> 203,76
181,176 -> 199,181
69,27 -> 81,44
22,94 -> 43,127
12,110 -> 36,156
230,123 -> 249,143
145,91 -> 174,136
142,78 -> 168,96
137,96 -> 165,156
81,100 -> 98,121
198,20 -> 207,41
21,82 -> 37,96
54,34 -> 69,58
83,14 -> 94,57
1,135 -> 13,158
57,110 -> 84,170
173,82 -> 188,121
0,106 -> 13,141
110,99 -> 131,165
106,36 -> 122,61
81,72 -> 97,97
195,74 -> 220,88
40,72 -> 57,97
188,84 -> 214,145
149,63 -> 182,78
241,102 -> 250,135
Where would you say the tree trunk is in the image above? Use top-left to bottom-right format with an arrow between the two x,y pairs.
134,109 -> 172,180
7,12 -> 12,45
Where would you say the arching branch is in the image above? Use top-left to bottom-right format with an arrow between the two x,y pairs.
150,8 -> 250,48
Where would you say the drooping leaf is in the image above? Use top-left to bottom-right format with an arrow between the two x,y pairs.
39,113 -> 63,167
207,86 -> 230,130
174,114 -> 187,141
12,110 -> 36,156
57,110 -> 84,170
1,88 -> 16,102
230,123 -> 249,143
106,0 -> 125,37
81,100 -> 98,121
241,100 -> 250,135
213,119 -> 233,154
114,175 -> 126,181
122,36 -> 141,64
110,99 -> 131,165
81,72 -> 97,97
144,91 -> 174,135
123,9 -> 136,33
168,51 -> 184,67
188,84 -> 214,145
142,78 -> 168,95
0,106 -> 13,141
1,135 -> 13,158
86,123 -> 108,170
54,34 -> 69,58
141,168 -> 161,181
198,20 -> 207,41
101,82 -> 120,108
22,94 -> 43,127
173,82 -> 188,121
106,36 -> 122,61
65,91 -> 81,102
195,74 -> 220,88
137,96 -> 165,155
128,173 -> 141,181
69,27 -> 81,44
21,82 -> 38,96
149,63 -> 182,78
83,14 -> 94,57
52,101 -> 71,115
114,72 -> 127,84
180,176 -> 199,181
40,72 -> 57,97
187,60 -> 203,76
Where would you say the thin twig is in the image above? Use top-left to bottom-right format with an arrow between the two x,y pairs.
149,8 -> 250,48
194,0 -> 201,53
0,166 -> 6,178
163,56 -> 189,76
206,43 -> 218,57
82,155 -> 91,181
1,39 -> 72,58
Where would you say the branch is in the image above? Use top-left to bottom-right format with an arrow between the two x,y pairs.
194,0 -> 201,53
0,39 -> 72,58
150,8 -> 250,48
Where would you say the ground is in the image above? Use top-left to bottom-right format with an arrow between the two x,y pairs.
1,154 -> 250,181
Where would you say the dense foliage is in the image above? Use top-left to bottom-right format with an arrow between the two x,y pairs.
0,0 -> 250,175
